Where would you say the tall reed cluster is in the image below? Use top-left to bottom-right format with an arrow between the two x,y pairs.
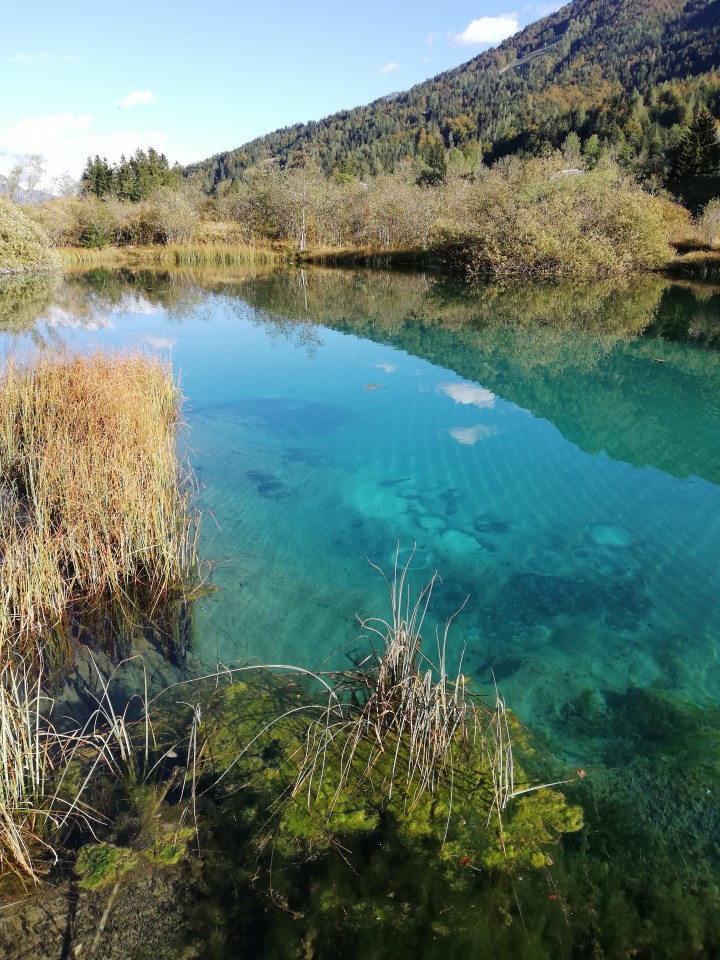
0,350 -> 201,673
57,242 -> 280,269
293,552 -> 516,836
0,349 -> 204,881
0,655 -> 55,879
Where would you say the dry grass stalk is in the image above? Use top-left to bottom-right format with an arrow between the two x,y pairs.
293,548 -> 515,835
0,350 -> 202,672
0,652 -> 191,884
0,655 -> 55,879
0,654 -> 101,882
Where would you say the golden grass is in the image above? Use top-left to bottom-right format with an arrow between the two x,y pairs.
58,242 -> 281,269
665,248 -> 720,281
0,350 -> 202,673
57,245 -> 131,268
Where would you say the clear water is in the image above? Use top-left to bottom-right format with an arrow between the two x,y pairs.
2,267 -> 720,952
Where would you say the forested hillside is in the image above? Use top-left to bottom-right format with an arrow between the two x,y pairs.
186,0 -> 719,190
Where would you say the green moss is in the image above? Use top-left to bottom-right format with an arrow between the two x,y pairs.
145,826 -> 195,866
75,843 -> 139,890
75,825 -> 194,890
199,673 -> 582,878
482,788 -> 584,870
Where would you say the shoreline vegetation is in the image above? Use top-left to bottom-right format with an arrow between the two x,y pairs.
18,154 -> 720,282
0,352 -> 205,674
0,197 -> 60,276
0,351 -> 203,878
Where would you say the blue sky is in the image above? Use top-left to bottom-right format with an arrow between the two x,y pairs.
1,0 -> 563,189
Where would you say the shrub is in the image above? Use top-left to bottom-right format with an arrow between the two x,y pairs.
0,198 -> 60,274
699,198 -> 720,247
431,161 -> 673,280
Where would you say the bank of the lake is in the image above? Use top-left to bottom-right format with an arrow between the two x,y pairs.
54,237 -> 720,284
30,156 -> 695,282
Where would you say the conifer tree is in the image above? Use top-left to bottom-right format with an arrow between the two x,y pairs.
670,108 -> 720,180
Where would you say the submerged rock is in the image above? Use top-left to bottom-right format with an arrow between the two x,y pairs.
589,524 -> 630,547
417,514 -> 446,534
482,570 -> 648,637
473,514 -> 510,535
246,469 -> 289,499
441,528 -> 484,554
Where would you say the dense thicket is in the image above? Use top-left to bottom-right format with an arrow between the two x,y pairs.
430,161 -> 672,279
186,0 -> 720,200
0,197 -> 60,273
33,188 -> 202,247
32,154 -> 679,278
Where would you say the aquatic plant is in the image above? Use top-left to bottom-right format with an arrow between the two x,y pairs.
0,642 -> 211,886
293,551 -> 515,829
0,655 -> 56,880
151,555 -> 582,957
0,350 -> 205,673
195,552 -> 582,880
0,653 -> 111,883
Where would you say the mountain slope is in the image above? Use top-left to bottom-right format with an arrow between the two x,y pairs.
0,175 -> 54,205
189,0 -> 719,188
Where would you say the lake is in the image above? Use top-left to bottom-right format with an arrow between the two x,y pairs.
2,265 -> 720,956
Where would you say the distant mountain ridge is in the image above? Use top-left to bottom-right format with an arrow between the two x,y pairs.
188,0 -> 719,188
0,175 -> 53,205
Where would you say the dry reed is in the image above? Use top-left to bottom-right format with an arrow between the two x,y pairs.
0,350 -> 202,673
0,655 -> 55,879
58,243 -> 281,269
292,548 -> 515,838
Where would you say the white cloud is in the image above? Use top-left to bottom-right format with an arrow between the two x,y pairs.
452,13 -> 519,46
438,382 -> 496,408
376,362 -> 397,373
378,61 -> 400,74
4,113 -> 93,155
119,89 -> 157,108
141,335 -> 176,349
449,425 -> 497,445
45,306 -> 113,331
10,52 -> 49,64
0,112 -> 167,188
118,295 -> 162,315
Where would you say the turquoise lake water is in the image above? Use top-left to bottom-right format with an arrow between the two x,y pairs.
2,267 -> 720,954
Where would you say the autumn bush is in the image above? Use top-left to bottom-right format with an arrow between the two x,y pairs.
431,160 -> 673,279
29,187 -> 202,248
699,198 -> 720,247
29,155 -> 680,278
0,197 -> 60,274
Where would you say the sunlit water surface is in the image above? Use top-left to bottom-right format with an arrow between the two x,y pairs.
2,267 -> 719,953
